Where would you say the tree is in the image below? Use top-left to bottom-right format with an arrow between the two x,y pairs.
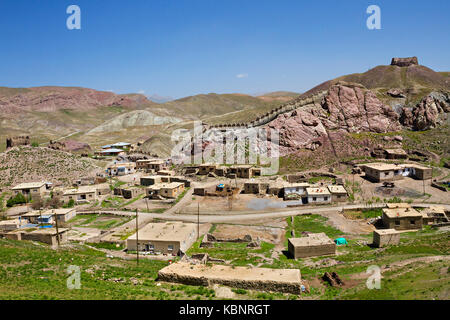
47,196 -> 61,209
31,198 -> 44,210
6,193 -> 27,207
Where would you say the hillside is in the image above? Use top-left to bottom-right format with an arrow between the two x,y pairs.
302,63 -> 450,106
156,93 -> 282,120
0,86 -> 159,151
0,146 -> 102,188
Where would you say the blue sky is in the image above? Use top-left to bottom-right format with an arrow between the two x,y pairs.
0,0 -> 448,99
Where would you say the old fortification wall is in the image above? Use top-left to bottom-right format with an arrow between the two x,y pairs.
205,90 -> 328,130
6,136 -> 30,149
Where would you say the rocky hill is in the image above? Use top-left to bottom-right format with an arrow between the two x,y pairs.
0,146 -> 102,188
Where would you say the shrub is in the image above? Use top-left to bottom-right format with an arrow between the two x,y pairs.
31,142 -> 39,147
6,193 -> 27,207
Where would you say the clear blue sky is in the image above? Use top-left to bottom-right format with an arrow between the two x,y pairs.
0,0 -> 448,98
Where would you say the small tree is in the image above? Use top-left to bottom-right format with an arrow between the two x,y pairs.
47,196 -> 61,209
31,198 -> 44,210
6,193 -> 27,207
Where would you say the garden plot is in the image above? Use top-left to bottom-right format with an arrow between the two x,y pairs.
67,214 -> 132,230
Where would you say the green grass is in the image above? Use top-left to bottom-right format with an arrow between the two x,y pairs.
286,215 -> 343,240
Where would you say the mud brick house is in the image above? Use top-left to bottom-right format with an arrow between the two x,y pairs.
140,175 -> 164,186
0,219 -> 29,233
136,159 -> 167,172
327,185 -> 348,202
23,208 -> 76,224
362,163 -> 404,182
306,187 -> 331,204
126,222 -> 197,255
6,227 -> 69,245
382,203 -> 423,230
372,229 -> 400,248
198,164 -> 219,175
229,165 -> 261,178
12,182 -> 47,199
62,186 -> 97,204
288,233 -> 336,259
385,148 -> 408,160
362,162 -> 432,182
283,183 -> 309,201
146,182 -> 185,199
106,162 -> 136,176
114,186 -> 145,199
157,170 -> 175,176
243,181 -> 270,195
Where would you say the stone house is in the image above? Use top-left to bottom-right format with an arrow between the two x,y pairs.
126,222 -> 197,255
146,182 -> 185,199
327,185 -> 348,202
382,204 -> 423,230
12,182 -> 47,199
372,229 -> 400,248
288,233 -> 336,259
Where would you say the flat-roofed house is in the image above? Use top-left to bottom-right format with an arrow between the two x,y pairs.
0,219 -> 29,232
97,148 -> 124,156
157,170 -> 175,176
12,182 -> 47,199
283,183 -> 309,201
288,233 -> 336,259
372,229 -> 400,247
327,185 -> 348,202
362,163 -> 404,182
136,159 -> 167,172
382,204 -> 423,230
21,212 -> 54,224
385,148 -> 408,159
198,164 -> 219,175
6,227 -> 69,245
243,181 -> 270,195
402,164 -> 433,180
140,175 -> 164,186
421,205 -> 449,225
106,162 -> 136,176
62,186 -> 97,204
306,187 -> 331,204
114,186 -> 145,199
146,182 -> 185,199
126,222 -> 197,255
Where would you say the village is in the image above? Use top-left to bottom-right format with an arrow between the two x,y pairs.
1,139 -> 449,297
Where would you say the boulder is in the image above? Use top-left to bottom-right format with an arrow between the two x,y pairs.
391,57 -> 419,67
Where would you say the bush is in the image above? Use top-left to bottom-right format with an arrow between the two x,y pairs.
31,142 -> 39,147
63,199 -> 75,208
6,193 -> 27,207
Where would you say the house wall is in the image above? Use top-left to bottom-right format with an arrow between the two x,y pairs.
373,232 -> 400,247
307,195 -> 331,204
288,240 -> 336,259
331,193 -> 347,202
382,214 -> 423,230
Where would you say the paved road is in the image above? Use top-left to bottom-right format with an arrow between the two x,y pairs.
80,202 -> 450,224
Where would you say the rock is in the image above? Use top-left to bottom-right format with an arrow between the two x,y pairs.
383,136 -> 393,141
400,92 -> 450,130
246,240 -> 261,248
393,135 -> 403,142
391,57 -> 419,67
387,89 -> 406,98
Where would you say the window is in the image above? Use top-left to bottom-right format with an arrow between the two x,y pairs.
313,197 -> 317,201
324,197 -> 328,201
410,220 -> 415,225
168,245 -> 174,251
384,172 -> 389,176
395,221 -> 400,226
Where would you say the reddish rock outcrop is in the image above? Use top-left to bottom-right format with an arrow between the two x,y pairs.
400,92 -> 450,130
266,83 -> 402,156
321,84 -> 401,133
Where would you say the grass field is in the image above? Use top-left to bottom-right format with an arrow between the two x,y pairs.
0,214 -> 448,300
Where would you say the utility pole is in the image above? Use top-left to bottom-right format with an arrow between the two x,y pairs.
145,197 -> 149,212
53,210 -> 60,247
135,209 -> 139,265
197,203 -> 200,240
